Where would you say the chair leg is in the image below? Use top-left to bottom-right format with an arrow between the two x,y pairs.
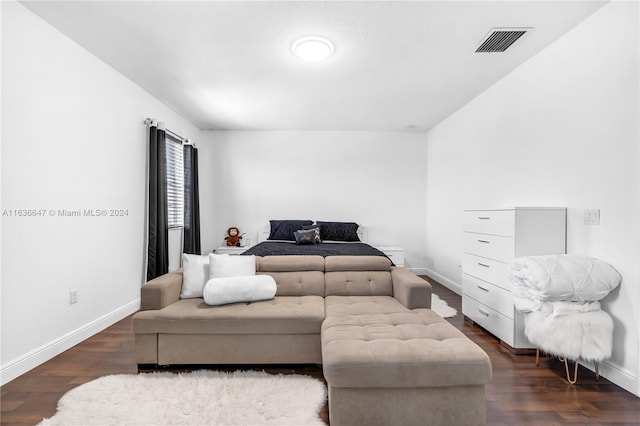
594,361 -> 600,380
563,358 -> 579,384
535,348 -> 540,367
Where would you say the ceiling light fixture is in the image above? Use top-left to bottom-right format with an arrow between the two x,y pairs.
292,36 -> 334,62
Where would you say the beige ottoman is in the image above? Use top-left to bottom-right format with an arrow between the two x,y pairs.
322,310 -> 492,426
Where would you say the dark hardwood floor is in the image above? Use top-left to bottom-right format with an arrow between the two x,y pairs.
2,278 -> 639,425
427,278 -> 640,426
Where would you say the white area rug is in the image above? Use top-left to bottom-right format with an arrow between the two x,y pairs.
40,370 -> 326,426
431,294 -> 458,318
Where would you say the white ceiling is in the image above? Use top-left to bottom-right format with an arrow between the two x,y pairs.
20,1 -> 607,131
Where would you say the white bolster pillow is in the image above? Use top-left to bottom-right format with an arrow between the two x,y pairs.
203,275 -> 277,306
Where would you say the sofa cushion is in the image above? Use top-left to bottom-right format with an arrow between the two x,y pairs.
321,311 -> 492,388
325,271 -> 393,296
133,296 -> 325,335
257,255 -> 324,272
325,256 -> 391,272
258,271 -> 325,297
325,296 -> 411,316
257,256 -> 326,296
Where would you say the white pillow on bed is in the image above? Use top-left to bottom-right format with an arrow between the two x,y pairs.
203,275 -> 277,306
181,254 -> 210,299
209,253 -> 256,278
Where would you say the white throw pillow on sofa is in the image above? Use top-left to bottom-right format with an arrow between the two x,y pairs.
209,253 -> 256,278
203,275 -> 277,306
181,254 -> 210,299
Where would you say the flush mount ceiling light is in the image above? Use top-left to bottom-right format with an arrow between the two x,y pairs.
292,36 -> 334,62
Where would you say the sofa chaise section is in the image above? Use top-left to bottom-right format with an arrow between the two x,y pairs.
321,311 -> 492,426
320,256 -> 491,425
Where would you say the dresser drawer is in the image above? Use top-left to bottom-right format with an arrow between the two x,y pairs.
462,253 -> 511,290
463,210 -> 515,237
462,295 -> 514,347
463,232 -> 515,262
462,274 -> 513,319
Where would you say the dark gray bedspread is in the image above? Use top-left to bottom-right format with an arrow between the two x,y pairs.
239,241 -> 393,264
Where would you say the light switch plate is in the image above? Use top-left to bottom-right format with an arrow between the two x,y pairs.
69,289 -> 78,304
584,209 -> 600,225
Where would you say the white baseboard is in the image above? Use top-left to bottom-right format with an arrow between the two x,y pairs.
0,299 -> 140,386
579,359 -> 639,397
406,267 -> 428,275
422,268 -> 462,295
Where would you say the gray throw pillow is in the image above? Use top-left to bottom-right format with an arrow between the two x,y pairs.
294,227 -> 322,245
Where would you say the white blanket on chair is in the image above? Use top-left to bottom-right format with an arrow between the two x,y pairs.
509,255 -> 621,310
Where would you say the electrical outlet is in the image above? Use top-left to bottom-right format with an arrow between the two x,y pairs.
69,289 -> 78,305
584,209 -> 600,225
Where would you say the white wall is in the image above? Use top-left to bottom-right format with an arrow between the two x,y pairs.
198,131 -> 428,270
0,2 -> 201,385
425,2 -> 639,395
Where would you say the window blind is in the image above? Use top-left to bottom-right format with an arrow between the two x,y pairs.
165,135 -> 184,228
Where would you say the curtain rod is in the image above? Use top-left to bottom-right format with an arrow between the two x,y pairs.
144,117 -> 195,146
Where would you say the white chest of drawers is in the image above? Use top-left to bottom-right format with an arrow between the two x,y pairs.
462,207 -> 566,352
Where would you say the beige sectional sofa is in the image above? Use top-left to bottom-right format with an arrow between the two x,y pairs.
132,255 -> 492,425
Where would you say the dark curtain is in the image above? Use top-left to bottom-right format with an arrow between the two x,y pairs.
183,144 -> 201,254
146,125 -> 169,281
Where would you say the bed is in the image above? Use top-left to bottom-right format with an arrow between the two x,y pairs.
240,220 -> 393,264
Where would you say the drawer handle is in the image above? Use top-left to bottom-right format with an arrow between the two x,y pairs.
477,240 -> 490,244
477,285 -> 490,292
478,307 -> 490,317
478,217 -> 491,220
477,262 -> 490,268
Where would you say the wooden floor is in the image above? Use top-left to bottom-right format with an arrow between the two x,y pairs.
2,279 -> 639,425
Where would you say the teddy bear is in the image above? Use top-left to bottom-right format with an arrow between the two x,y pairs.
224,226 -> 243,247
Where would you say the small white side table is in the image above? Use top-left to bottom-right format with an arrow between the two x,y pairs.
376,246 -> 404,267
214,246 -> 250,255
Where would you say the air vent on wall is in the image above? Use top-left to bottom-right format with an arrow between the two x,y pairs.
475,28 -> 531,53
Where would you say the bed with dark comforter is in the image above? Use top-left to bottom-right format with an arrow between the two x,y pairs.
241,241 -> 390,260
241,220 -> 394,265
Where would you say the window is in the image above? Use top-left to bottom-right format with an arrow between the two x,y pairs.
165,135 -> 184,228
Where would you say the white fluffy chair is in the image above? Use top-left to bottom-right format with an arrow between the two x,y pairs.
509,255 -> 621,384
524,306 -> 613,383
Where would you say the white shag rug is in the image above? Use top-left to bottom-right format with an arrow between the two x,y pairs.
39,370 -> 326,426
431,294 -> 458,318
